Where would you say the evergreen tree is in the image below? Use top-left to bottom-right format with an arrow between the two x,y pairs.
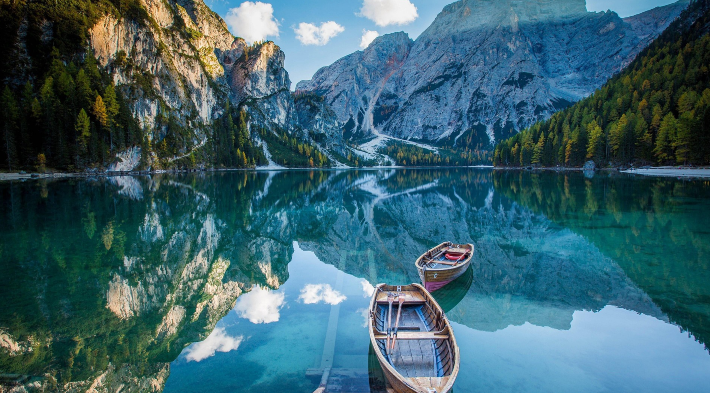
93,95 -> 108,128
103,85 -> 120,151
1,86 -> 19,170
75,69 -> 92,110
76,109 -> 91,159
654,113 -> 677,162
532,133 -> 545,165
19,82 -> 35,167
586,121 -> 605,163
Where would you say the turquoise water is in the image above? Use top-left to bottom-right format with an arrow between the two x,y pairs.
0,169 -> 709,392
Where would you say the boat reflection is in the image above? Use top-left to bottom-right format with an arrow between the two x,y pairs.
432,266 -> 474,314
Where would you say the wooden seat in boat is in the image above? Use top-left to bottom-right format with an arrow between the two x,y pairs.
373,331 -> 450,340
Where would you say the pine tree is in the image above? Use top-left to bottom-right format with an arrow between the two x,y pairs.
39,77 -> 56,160
19,82 -> 34,167
654,113 -> 677,163
586,121 -> 604,163
674,113 -> 694,164
75,69 -> 92,110
532,133 -> 545,165
103,85 -> 119,151
76,109 -> 91,159
93,95 -> 108,128
1,86 -> 18,170
610,114 -> 629,160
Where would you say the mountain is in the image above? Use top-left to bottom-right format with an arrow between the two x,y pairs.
494,0 -> 710,167
0,0 -> 344,172
296,0 -> 689,149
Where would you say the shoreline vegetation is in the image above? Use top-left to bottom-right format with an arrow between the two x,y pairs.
493,1 -> 710,170
3,165 -> 710,182
0,165 -> 498,182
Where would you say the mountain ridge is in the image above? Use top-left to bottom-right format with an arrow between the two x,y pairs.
297,0 -> 690,149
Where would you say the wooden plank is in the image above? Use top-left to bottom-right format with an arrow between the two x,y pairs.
311,256 -> 346,393
368,249 -> 377,284
406,376 -> 450,390
375,291 -> 426,303
374,332 -> 449,340
426,260 -> 461,266
376,300 -> 426,306
320,270 -> 344,370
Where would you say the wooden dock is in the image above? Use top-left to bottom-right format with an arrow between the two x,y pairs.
308,250 -> 393,393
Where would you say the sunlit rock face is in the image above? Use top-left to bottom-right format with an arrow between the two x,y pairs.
89,0 -> 230,133
62,363 -> 169,393
88,0 -> 320,161
296,0 -> 689,145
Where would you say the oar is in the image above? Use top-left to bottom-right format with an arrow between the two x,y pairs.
430,246 -> 449,260
390,295 -> 405,351
386,292 -> 394,355
424,247 -> 449,265
452,251 -> 467,265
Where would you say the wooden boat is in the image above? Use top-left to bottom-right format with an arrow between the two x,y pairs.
368,283 -> 459,393
416,242 -> 474,292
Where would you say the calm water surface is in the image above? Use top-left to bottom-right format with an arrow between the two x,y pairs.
1,169 -> 709,392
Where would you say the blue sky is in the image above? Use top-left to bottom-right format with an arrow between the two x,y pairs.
204,0 -> 679,86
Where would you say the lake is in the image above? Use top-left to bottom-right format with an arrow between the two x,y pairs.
1,169 -> 709,393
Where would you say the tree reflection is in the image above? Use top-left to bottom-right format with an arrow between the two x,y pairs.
492,170 -> 710,350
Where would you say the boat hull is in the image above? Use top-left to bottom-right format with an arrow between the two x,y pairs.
423,279 -> 453,292
416,242 -> 474,292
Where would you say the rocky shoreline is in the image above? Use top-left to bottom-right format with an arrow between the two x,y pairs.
620,167 -> 710,179
492,165 -> 710,179
4,165 -> 709,183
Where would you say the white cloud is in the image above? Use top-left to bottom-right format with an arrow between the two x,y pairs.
358,308 -> 370,328
234,285 -> 285,324
360,279 -> 375,297
294,21 -> 345,46
299,284 -> 346,305
360,30 -> 380,49
359,0 -> 418,27
225,2 -> 279,44
184,327 -> 243,362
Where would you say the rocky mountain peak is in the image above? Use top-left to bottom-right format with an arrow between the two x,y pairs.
364,31 -> 413,53
297,0 -> 690,147
425,0 -> 588,37
226,41 -> 291,103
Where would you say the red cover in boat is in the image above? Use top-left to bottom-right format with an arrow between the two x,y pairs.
445,253 -> 464,260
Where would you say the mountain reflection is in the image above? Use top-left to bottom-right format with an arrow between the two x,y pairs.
0,168 -> 708,392
492,170 -> 710,350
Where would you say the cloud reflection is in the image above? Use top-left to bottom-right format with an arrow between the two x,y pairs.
184,327 -> 243,362
299,284 -> 346,305
358,308 -> 370,328
234,285 -> 285,324
360,279 -> 375,297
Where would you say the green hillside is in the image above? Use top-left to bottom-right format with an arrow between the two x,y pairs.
0,1 -> 274,171
494,0 -> 710,168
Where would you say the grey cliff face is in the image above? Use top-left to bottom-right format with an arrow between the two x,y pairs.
293,94 -> 349,157
90,0 -> 232,137
297,32 -> 414,140
296,0 -> 689,146
88,0 -> 312,161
